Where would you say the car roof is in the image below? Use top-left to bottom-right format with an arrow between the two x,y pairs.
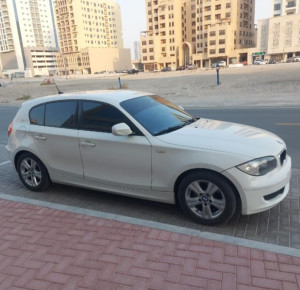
22,90 -> 152,108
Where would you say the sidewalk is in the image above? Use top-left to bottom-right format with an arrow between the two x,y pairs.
0,198 -> 300,290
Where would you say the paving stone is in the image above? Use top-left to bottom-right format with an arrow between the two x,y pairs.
0,164 -> 300,250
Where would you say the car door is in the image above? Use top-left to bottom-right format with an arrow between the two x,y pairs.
78,100 -> 152,190
29,100 -> 83,181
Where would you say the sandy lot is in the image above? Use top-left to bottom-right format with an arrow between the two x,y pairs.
1,62 -> 300,107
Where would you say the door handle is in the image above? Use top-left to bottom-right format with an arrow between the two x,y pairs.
34,135 -> 47,140
80,141 -> 96,147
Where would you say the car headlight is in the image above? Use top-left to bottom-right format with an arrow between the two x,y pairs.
237,156 -> 277,176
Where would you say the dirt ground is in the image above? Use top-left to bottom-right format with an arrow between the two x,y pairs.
1,62 -> 300,107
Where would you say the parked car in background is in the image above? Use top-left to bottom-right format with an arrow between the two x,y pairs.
176,66 -> 185,71
268,59 -> 277,64
127,69 -> 139,74
6,91 -> 291,225
218,61 -> 226,67
293,56 -> 300,62
286,57 -> 295,63
254,59 -> 267,65
161,67 -> 171,72
187,64 -> 196,70
212,61 -> 226,68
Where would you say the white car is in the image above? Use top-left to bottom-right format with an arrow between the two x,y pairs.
254,59 -> 267,65
6,91 -> 291,225
293,56 -> 300,62
218,61 -> 226,67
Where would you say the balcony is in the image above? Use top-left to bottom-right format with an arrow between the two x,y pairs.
286,1 -> 296,8
286,1 -> 296,12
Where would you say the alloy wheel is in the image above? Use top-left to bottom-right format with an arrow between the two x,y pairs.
185,180 -> 226,219
20,158 -> 42,187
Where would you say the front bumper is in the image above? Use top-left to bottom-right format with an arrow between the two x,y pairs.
223,155 -> 292,215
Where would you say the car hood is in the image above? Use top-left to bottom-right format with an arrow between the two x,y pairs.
156,118 -> 285,159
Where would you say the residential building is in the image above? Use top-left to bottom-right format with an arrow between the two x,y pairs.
0,0 -> 24,76
273,0 -> 300,17
255,13 -> 300,62
0,0 -> 58,77
54,0 -> 131,75
140,0 -> 256,71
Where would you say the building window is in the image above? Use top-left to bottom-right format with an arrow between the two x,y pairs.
274,3 -> 281,10
210,49 -> 216,54
219,48 -> 225,53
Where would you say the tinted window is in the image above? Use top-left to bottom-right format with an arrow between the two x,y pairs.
81,101 -> 127,133
30,104 -> 45,125
45,101 -> 77,129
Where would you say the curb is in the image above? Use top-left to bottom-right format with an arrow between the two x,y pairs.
0,192 -> 300,258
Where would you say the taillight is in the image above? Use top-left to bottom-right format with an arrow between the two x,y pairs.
8,122 -> 13,137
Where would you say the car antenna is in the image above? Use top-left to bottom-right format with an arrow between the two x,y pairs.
53,79 -> 63,94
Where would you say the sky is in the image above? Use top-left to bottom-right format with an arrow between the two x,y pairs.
116,0 -> 272,57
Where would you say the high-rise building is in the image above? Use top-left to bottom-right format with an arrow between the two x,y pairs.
54,0 -> 131,74
273,0 -> 300,17
141,0 -> 256,71
0,0 -> 59,77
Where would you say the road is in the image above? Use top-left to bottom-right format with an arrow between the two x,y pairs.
0,106 -> 299,249
1,106 -> 299,167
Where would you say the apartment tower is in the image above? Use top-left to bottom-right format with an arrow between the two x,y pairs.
54,0 -> 131,74
0,0 -> 58,77
273,0 -> 300,16
141,0 -> 256,71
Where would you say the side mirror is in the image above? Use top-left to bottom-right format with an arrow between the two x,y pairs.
112,123 -> 133,136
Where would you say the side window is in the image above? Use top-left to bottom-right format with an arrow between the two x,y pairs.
81,101 -> 127,133
45,101 -> 77,129
30,104 -> 45,125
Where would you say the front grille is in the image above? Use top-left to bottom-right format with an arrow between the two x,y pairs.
280,150 -> 287,166
264,187 -> 284,201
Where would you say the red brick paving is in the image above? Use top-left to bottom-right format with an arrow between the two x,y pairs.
0,199 -> 299,289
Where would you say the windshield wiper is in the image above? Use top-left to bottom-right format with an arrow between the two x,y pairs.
154,124 -> 186,136
185,117 -> 199,124
154,118 -> 199,136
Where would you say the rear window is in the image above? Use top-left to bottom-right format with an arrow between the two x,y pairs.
30,104 -> 45,126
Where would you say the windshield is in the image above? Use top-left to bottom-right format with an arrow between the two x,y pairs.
120,95 -> 196,136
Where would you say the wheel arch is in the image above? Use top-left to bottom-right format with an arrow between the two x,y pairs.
173,168 -> 241,208
14,150 -> 33,169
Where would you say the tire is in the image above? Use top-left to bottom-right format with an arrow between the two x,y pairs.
177,171 -> 237,225
16,152 -> 50,191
